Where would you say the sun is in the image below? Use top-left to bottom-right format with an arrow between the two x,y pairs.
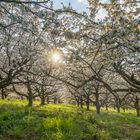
52,52 -> 61,63
44,49 -> 63,64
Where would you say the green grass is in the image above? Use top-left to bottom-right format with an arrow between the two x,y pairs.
0,100 -> 140,140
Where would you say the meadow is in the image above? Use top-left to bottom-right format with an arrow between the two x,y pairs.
0,99 -> 140,140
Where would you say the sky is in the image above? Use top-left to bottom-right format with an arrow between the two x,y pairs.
53,0 -> 89,12
52,0 -> 108,20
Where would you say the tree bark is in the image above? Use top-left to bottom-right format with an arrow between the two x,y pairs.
20,96 -> 24,100
136,108 -> 140,117
40,97 -> 46,105
54,96 -> 57,104
117,106 -> 120,113
96,105 -> 100,114
77,98 -> 80,107
135,96 -> 140,117
115,98 -> 121,113
1,88 -> 5,99
47,96 -> 49,104
86,96 -> 90,110
80,96 -> 83,108
27,95 -> 33,107
26,78 -> 33,107
95,92 -> 100,114
105,104 -> 108,111
122,107 -> 125,112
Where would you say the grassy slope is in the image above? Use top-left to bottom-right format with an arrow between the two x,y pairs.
0,100 -> 140,140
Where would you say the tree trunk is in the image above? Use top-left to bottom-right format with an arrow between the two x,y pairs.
86,96 -> 90,110
95,102 -> 100,114
105,104 -> 108,111
58,99 -> 61,104
116,98 -> 121,113
136,108 -> 140,117
122,107 -> 125,112
80,96 -> 83,108
27,91 -> 33,107
95,92 -> 100,114
96,106 -> 100,114
40,97 -> 45,105
117,106 -> 120,113
27,95 -> 33,107
20,96 -> 24,100
77,98 -> 80,107
135,96 -> 139,117
54,97 -> 57,104
1,88 -> 5,99
26,79 -> 33,107
47,96 -> 49,104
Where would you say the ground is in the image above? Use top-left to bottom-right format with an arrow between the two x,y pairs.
0,100 -> 140,140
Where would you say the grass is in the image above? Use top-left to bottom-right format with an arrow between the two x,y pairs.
0,99 -> 140,140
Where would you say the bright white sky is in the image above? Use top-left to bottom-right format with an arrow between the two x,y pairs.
53,0 -> 108,20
